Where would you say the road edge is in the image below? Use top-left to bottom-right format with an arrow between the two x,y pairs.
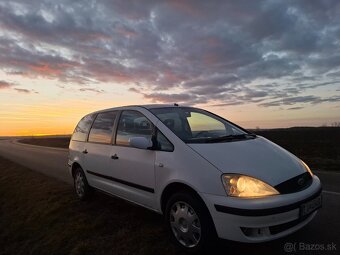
13,139 -> 69,152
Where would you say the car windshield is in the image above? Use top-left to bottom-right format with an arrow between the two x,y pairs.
150,107 -> 255,143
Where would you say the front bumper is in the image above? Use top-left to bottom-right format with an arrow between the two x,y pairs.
200,175 -> 322,243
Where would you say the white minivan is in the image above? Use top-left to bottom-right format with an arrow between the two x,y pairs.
68,104 -> 322,252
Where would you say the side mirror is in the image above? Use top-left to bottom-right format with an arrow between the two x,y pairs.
129,137 -> 153,149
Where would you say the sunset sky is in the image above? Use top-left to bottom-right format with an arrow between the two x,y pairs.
0,0 -> 340,136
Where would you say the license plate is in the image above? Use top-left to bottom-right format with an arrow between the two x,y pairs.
300,195 -> 322,217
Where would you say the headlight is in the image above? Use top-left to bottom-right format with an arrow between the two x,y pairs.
301,160 -> 313,176
222,174 -> 279,198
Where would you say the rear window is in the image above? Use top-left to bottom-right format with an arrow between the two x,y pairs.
116,110 -> 153,146
72,114 -> 95,142
88,111 -> 117,144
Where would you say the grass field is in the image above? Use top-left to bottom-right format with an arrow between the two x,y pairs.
0,156 -> 183,255
255,127 -> 340,172
18,127 -> 340,172
4,156 -> 336,255
19,137 -> 70,148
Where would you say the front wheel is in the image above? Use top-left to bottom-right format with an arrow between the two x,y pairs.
165,192 -> 217,253
73,167 -> 92,200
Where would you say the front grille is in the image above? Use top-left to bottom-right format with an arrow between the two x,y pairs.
275,172 -> 312,194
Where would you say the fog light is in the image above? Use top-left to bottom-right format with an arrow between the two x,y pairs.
241,227 -> 270,237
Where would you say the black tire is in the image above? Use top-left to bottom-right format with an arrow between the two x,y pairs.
73,167 -> 92,201
165,191 -> 218,253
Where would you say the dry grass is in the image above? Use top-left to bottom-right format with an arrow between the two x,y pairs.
18,137 -> 71,149
0,156 -> 183,255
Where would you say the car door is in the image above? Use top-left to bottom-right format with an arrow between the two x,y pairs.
69,113 -> 95,171
109,110 -> 156,209
83,111 -> 118,191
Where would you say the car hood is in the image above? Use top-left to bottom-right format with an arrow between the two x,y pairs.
187,136 -> 306,186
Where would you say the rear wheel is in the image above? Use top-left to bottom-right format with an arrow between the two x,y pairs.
73,167 -> 92,200
165,192 -> 217,253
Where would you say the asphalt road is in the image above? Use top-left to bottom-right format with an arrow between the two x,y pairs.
0,139 -> 71,184
0,139 -> 339,255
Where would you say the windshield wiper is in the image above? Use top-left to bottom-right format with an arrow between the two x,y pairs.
203,133 -> 257,143
185,133 -> 256,144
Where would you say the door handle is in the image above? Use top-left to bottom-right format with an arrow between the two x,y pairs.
111,154 -> 119,160
82,149 -> 88,154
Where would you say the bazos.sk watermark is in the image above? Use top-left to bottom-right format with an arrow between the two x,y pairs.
284,242 -> 337,253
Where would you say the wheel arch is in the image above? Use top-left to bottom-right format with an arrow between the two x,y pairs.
160,181 -> 218,246
160,182 -> 205,214
71,162 -> 83,177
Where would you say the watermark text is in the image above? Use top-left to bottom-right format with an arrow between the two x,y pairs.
284,242 -> 337,253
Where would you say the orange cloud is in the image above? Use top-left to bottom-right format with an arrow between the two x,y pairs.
0,80 -> 15,89
29,64 -> 62,76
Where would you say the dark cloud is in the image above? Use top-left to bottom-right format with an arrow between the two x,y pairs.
287,106 -> 304,110
0,80 -> 15,89
13,88 -> 38,94
0,0 -> 339,107
260,95 -> 340,107
143,92 -> 200,104
260,95 -> 319,107
79,87 -> 105,93
0,80 -> 37,93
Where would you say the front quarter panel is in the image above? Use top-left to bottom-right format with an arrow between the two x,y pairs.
154,120 -> 225,212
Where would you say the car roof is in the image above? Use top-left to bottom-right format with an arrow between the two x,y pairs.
88,104 -> 190,115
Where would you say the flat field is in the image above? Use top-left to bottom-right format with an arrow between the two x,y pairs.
0,156 -> 182,255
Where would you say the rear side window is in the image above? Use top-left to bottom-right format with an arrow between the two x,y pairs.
72,114 -> 95,142
116,110 -> 153,146
88,111 -> 117,144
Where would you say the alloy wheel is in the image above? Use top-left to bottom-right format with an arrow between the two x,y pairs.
169,201 -> 201,248
75,172 -> 85,197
